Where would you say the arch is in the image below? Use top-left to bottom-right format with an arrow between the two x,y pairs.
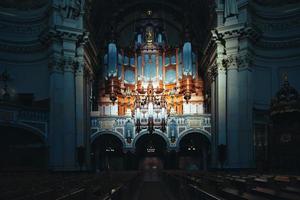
0,124 -> 47,170
90,130 -> 126,147
176,129 -> 211,151
176,130 -> 211,170
91,131 -> 126,171
0,122 -> 46,143
132,130 -> 170,151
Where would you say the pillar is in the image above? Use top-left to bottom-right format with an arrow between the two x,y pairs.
63,58 -> 76,169
48,0 -> 90,171
49,56 -> 64,169
211,25 -> 255,169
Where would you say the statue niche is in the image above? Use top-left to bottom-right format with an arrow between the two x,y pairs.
60,0 -> 82,19
145,26 -> 154,44
224,0 -> 238,18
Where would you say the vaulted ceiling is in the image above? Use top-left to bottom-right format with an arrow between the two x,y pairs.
87,0 -> 215,49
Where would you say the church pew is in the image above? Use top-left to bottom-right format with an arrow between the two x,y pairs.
282,186 -> 300,195
220,187 -> 270,200
251,186 -> 300,200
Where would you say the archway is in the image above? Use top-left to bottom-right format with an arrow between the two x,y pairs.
178,132 -> 210,171
135,133 -> 168,170
0,125 -> 47,170
91,133 -> 125,171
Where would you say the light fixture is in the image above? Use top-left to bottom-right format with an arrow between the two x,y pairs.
187,139 -> 196,151
146,140 -> 155,153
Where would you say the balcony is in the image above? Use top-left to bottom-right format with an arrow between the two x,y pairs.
90,111 -> 211,150
0,103 -> 49,138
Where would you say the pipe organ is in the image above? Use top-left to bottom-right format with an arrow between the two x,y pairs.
98,22 -> 204,125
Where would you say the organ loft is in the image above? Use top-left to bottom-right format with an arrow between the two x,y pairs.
98,16 -> 204,119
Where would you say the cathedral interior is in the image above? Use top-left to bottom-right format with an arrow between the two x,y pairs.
0,0 -> 300,199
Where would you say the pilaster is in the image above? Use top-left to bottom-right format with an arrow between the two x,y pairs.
210,6 -> 259,168
49,55 -> 64,169
48,0 -> 90,171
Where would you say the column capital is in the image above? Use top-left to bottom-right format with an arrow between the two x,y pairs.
48,56 -> 64,73
207,63 -> 217,83
61,56 -> 77,72
236,53 -> 253,70
75,61 -> 85,76
222,54 -> 238,70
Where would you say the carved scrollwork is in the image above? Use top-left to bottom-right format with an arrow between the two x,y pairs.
48,56 -> 64,72
236,54 -> 252,69
222,55 -> 237,70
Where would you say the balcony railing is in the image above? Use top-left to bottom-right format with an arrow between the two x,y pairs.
0,103 -> 49,137
90,111 -> 211,146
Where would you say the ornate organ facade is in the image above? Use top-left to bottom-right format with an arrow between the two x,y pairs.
98,25 -> 204,117
92,18 -> 210,150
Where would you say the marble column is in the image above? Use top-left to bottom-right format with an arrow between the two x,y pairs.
215,41 -> 227,147
238,37 -> 254,168
49,56 -> 64,169
226,57 -> 240,168
75,64 -> 84,146
48,0 -> 89,171
63,58 -> 76,169
210,75 -> 218,167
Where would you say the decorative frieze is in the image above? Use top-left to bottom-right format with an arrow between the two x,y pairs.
49,54 -> 89,74
91,114 -> 211,149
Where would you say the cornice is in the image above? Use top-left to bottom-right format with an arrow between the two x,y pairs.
214,23 -> 261,42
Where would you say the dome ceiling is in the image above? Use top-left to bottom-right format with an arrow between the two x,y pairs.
88,0 -> 215,49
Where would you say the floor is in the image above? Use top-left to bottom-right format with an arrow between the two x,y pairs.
133,169 -> 177,200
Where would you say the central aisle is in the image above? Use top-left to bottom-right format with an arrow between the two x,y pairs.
133,170 -> 177,200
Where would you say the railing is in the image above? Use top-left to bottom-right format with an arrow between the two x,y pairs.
18,109 -> 48,122
0,104 -> 48,123
0,104 -> 49,137
91,112 -> 211,133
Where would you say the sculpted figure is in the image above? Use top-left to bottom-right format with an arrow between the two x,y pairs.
224,0 -> 238,18
61,0 -> 82,19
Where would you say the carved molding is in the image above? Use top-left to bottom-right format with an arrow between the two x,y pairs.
207,63 -> 218,82
222,54 -> 238,70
